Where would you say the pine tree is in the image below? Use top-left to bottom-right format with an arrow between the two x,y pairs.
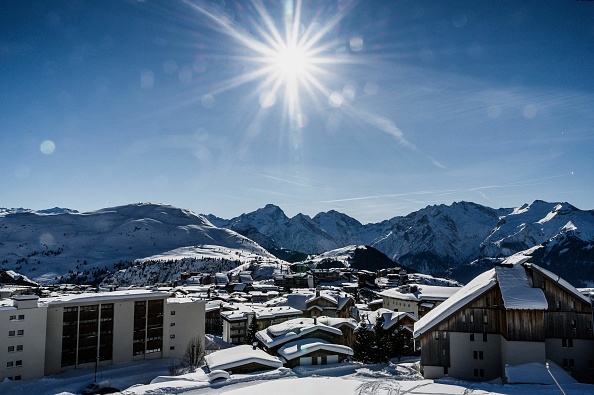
245,314 -> 259,346
389,323 -> 408,361
371,313 -> 391,363
353,319 -> 374,363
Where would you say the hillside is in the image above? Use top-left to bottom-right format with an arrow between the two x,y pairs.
0,203 -> 279,284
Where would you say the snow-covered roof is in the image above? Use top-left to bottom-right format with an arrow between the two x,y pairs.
413,269 -> 498,338
277,338 -> 353,360
365,308 -> 417,331
220,304 -> 302,322
205,345 -> 282,371
379,285 -> 461,303
496,263 -> 547,310
43,289 -> 173,305
256,318 -> 343,348
528,263 -> 591,305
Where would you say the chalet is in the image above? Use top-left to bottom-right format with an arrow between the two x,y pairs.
204,344 -> 282,374
255,318 -> 353,367
413,251 -> 594,383
379,284 -> 461,318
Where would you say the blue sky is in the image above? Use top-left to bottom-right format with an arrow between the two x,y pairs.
1,0 -> 593,223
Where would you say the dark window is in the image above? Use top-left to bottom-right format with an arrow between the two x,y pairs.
9,330 -> 15,336
9,315 -> 16,320
470,333 -> 474,341
170,334 -> 175,339
171,322 -> 175,327
16,345 -> 23,351
562,358 -> 568,367
170,346 -> 175,351
483,333 -> 488,342
435,332 -> 439,340
15,360 -> 22,366
473,368 -> 478,377
14,375 -> 21,380
444,366 -> 448,375
562,338 -> 567,347
171,311 -> 176,315
18,315 -> 24,320
7,362 -> 13,368
480,369 -> 484,377
8,346 -> 14,352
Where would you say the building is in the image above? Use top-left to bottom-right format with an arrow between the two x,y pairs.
413,253 -> 594,383
220,304 -> 302,344
379,284 -> 461,318
0,295 -> 48,381
205,344 -> 282,374
256,318 -> 353,367
1,289 -> 205,381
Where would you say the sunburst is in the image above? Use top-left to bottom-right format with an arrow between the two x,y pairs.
183,0 -> 356,128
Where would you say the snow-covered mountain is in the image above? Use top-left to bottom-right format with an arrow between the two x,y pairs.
210,200 -> 594,286
0,203 -> 280,285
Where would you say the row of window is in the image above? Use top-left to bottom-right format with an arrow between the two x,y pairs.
8,345 -> 23,352
461,314 -> 488,325
9,314 -> 25,321
8,330 -> 24,336
6,360 -> 23,368
5,375 -> 21,380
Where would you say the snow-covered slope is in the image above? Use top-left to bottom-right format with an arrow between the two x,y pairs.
210,201 -> 594,286
0,203 -> 277,284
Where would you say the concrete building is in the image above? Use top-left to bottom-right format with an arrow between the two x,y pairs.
379,284 -> 461,318
0,295 -> 48,381
1,290 -> 205,381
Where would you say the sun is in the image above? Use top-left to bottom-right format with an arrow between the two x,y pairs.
273,45 -> 309,79
184,0 -> 356,127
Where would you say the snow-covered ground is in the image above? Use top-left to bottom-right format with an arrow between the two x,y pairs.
3,357 -> 593,395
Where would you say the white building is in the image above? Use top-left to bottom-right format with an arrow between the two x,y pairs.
1,290 -> 205,381
379,284 -> 461,318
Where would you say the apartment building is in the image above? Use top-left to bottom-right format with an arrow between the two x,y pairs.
1,290 -> 205,381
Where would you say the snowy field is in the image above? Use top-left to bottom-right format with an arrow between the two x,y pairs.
2,357 -> 593,395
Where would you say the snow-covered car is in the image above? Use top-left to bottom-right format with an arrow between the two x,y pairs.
207,370 -> 230,382
81,381 -> 118,394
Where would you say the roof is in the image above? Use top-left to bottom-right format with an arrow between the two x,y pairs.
379,285 -> 461,303
413,269 -> 498,338
413,251 -> 579,338
43,289 -> 172,305
365,308 -> 417,331
205,345 -> 282,371
496,263 -> 547,310
528,263 -> 591,305
277,338 -> 353,361
256,319 -> 343,348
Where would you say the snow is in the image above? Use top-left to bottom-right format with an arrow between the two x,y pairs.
505,361 -> 575,385
277,338 -> 353,360
1,354 -> 593,395
495,263 -> 548,310
365,308 -> 417,330
257,319 -> 343,348
379,285 -> 462,303
205,345 -> 282,371
529,263 -> 591,305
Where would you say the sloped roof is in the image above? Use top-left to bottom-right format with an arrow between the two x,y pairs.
205,345 -> 282,371
413,269 -> 497,338
277,338 -> 353,361
365,308 -> 417,331
256,319 -> 343,348
496,263 -> 547,310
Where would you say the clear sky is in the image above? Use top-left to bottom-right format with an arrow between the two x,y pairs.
1,0 -> 593,223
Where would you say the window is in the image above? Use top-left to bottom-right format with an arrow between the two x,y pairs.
14,375 -> 21,380
474,368 -> 484,377
17,329 -> 24,336
562,359 -> 568,367
572,320 -> 576,329
15,360 -> 22,366
170,346 -> 175,351
170,322 -> 175,327
571,300 -> 576,310
562,338 -> 574,348
18,315 -> 24,320
435,332 -> 439,340
9,330 -> 15,337
171,311 -> 176,315
8,346 -> 14,352
483,333 -> 488,342
470,333 -> 475,341
556,300 -> 561,310
9,315 -> 16,320
473,351 -> 483,360
462,314 -> 466,324
170,334 -> 175,339
483,315 -> 488,324
470,315 -> 474,324
7,361 -> 14,368
16,345 -> 23,351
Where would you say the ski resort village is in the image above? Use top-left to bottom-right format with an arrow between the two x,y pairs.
0,202 -> 594,394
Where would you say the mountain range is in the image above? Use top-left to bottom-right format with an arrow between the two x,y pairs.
1,200 -> 593,287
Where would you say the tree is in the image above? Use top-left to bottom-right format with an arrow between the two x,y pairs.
245,315 -> 259,346
389,323 -> 407,361
183,336 -> 205,372
353,319 -> 374,363
371,313 -> 391,363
